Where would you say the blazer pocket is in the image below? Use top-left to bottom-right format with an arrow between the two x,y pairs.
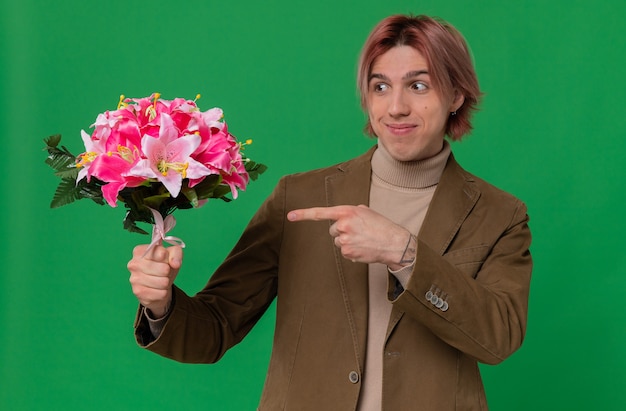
444,245 -> 491,278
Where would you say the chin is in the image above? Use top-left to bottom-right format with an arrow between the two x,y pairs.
395,153 -> 422,162
386,149 -> 418,162
383,143 -> 425,162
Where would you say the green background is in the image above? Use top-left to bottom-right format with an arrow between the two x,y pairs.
2,0 -> 624,409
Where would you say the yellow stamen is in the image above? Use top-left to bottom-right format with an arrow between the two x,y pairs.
194,94 -> 201,102
153,93 -> 161,109
157,160 -> 189,178
117,94 -> 127,109
76,152 -> 97,168
117,145 -> 134,163
239,139 -> 253,150
157,160 -> 168,176
144,93 -> 161,121
145,106 -> 156,120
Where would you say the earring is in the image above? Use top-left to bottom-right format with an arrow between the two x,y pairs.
451,111 -> 457,116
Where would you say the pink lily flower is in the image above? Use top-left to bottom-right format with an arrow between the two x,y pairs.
129,93 -> 168,132
76,129 -> 106,183
130,113 -> 212,198
89,154 -> 144,207
80,134 -> 144,206
189,121 -> 250,199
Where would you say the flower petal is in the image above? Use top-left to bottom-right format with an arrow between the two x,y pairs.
101,181 -> 127,207
166,133 -> 201,162
158,169 -> 184,198
129,159 -> 159,179
90,154 -> 134,182
158,113 -> 179,145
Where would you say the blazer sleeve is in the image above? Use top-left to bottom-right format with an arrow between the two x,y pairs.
134,178 -> 285,364
390,199 -> 532,365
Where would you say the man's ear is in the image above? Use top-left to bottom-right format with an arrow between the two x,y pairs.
451,90 -> 465,113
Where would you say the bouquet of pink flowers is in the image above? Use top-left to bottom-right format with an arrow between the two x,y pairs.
45,93 -> 266,243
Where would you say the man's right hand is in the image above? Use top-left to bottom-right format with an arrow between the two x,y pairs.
128,244 -> 183,319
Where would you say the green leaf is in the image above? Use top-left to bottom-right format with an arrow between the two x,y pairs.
50,178 -> 82,208
50,177 -> 105,208
213,185 -> 233,201
245,160 -> 268,181
182,187 -> 199,207
45,150 -> 75,172
54,167 -> 79,179
44,134 -> 79,175
78,182 -> 105,205
192,175 -> 222,200
123,211 -> 149,235
44,134 -> 62,148
143,192 -> 171,209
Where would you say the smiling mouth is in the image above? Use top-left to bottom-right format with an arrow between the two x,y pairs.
386,124 -> 416,135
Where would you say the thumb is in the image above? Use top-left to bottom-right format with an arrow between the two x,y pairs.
167,246 -> 184,270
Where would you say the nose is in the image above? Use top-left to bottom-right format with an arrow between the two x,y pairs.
388,89 -> 410,117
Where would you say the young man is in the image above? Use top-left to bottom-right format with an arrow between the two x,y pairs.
129,14 -> 532,410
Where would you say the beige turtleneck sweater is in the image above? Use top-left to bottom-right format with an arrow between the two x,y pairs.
357,141 -> 450,411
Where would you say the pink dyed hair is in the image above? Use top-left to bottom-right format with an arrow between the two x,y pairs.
357,15 -> 482,140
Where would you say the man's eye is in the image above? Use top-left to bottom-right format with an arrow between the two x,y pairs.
411,82 -> 428,92
373,83 -> 388,92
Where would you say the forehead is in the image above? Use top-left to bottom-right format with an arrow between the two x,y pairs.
370,45 -> 429,77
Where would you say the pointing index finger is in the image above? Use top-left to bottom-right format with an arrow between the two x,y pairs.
287,206 -> 353,222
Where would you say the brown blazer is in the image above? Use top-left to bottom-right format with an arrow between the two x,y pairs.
135,146 -> 532,410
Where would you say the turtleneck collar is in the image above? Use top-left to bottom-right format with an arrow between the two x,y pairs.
371,140 -> 451,190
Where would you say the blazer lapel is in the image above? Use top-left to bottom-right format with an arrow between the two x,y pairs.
418,154 -> 481,255
325,148 -> 373,371
386,154 -> 481,340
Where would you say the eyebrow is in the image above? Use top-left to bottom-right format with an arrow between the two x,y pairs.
368,70 -> 429,82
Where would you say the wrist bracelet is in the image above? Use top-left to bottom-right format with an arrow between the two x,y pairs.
399,233 -> 417,265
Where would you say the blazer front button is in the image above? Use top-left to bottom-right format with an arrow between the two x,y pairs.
348,371 -> 360,384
